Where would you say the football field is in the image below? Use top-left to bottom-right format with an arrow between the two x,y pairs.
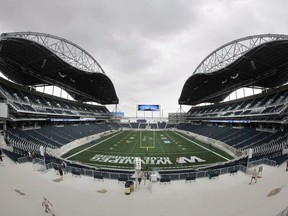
62,130 -> 234,169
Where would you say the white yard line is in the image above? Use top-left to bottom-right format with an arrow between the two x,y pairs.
64,131 -> 123,160
140,131 -> 155,149
65,130 -> 230,162
174,131 -> 230,161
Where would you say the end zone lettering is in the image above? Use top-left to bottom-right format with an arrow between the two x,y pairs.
90,154 -> 205,165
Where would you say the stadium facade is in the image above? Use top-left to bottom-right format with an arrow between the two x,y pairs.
0,32 -> 287,179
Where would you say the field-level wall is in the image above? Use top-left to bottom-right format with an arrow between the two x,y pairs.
48,129 -> 120,157
174,129 -> 244,159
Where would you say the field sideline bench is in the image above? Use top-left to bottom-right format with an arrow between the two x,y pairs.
94,174 -> 104,181
208,171 -> 220,179
118,177 -> 128,183
229,169 -> 238,175
185,176 -> 196,182
160,177 -> 171,184
72,169 -> 81,177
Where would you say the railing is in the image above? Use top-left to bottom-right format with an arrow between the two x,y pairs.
247,158 -> 276,168
17,156 -> 30,163
16,157 -> 276,181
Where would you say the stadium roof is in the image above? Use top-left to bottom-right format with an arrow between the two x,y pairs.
179,34 -> 288,105
0,32 -> 119,105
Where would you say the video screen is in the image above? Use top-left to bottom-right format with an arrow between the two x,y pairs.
137,104 -> 160,111
111,112 -> 124,118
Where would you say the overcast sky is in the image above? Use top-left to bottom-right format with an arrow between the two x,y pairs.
0,0 -> 288,118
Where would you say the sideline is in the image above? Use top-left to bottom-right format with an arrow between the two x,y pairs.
64,131 -> 124,160
174,131 -> 231,161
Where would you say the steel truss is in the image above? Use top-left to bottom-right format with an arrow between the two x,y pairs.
1,31 -> 105,74
194,34 -> 288,75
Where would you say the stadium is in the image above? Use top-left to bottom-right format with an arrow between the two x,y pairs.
0,32 -> 288,216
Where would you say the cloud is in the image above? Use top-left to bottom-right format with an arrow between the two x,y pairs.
1,0 -> 288,118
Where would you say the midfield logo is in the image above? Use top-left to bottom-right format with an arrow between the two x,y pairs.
176,156 -> 206,164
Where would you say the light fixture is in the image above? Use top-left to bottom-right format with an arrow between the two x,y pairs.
41,59 -> 47,69
58,72 -> 67,78
231,73 -> 239,79
251,61 -> 256,70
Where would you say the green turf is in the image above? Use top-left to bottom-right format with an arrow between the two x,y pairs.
62,130 -> 234,170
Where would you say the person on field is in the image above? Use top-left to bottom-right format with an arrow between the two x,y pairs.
42,197 -> 55,215
249,168 -> 258,184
